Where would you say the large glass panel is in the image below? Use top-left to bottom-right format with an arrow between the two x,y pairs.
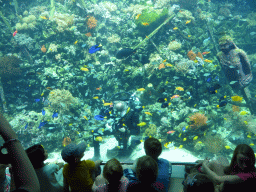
0,0 -> 255,167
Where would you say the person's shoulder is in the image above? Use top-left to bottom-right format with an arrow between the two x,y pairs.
84,159 -> 96,168
158,158 -> 171,165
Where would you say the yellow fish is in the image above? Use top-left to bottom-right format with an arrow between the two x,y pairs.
135,14 -> 141,19
83,116 -> 88,120
166,64 -> 173,67
40,16 -> 47,20
179,145 -> 183,149
225,146 -> 231,149
194,104 -> 197,107
176,87 -> 184,91
188,35 -> 191,37
193,136 -> 198,140
185,20 -> 191,24
194,60 -> 198,63
240,111 -> 248,115
103,102 -> 113,106
87,144 -> 90,147
204,59 -> 213,63
137,88 -> 145,91
173,27 -> 178,30
41,93 -> 44,96
137,122 -> 146,127
179,133 -> 182,137
145,112 -> 153,116
163,59 -> 167,62
250,143 -> 254,146
247,134 -> 251,138
93,96 -> 99,99
95,136 -> 103,142
80,67 -> 89,71
231,95 -> 243,102
142,22 -> 149,26
183,138 -> 187,141
68,123 -> 73,126
74,40 -> 78,45
165,81 -> 169,85
214,65 -> 218,67
224,118 -> 227,120
244,121 -> 248,125
124,69 -> 129,72
197,141 -> 202,144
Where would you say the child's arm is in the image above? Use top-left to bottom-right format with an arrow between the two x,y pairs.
63,178 -> 70,192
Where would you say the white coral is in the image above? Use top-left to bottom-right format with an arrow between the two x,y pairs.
64,45 -> 76,56
47,43 -> 58,53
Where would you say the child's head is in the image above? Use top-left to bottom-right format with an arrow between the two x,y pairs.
26,144 -> 47,169
136,155 -> 158,184
103,158 -> 123,184
182,172 -> 215,192
61,142 -> 86,165
227,144 -> 256,174
144,137 -> 162,159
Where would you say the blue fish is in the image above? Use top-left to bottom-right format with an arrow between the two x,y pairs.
25,123 -> 28,129
182,127 -> 186,132
94,115 -> 105,120
215,76 -> 219,81
206,77 -> 212,82
89,44 -> 102,54
35,99 -> 40,102
42,109 -> 46,115
52,112 -> 58,118
38,121 -> 47,129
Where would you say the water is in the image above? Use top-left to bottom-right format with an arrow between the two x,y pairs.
0,0 -> 256,165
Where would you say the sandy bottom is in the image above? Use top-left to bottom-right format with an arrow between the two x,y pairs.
45,138 -> 199,164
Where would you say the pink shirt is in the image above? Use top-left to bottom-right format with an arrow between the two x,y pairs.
92,176 -> 129,192
233,172 -> 256,181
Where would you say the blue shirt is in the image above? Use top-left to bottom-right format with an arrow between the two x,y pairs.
124,158 -> 172,192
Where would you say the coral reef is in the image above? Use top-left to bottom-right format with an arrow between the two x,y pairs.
50,12 -> 74,32
0,55 -> 22,81
87,16 -> 97,29
14,34 -> 35,50
15,15 -> 37,31
203,134 -> 226,154
189,113 -> 208,130
48,89 -> 79,113
62,137 -> 71,147
144,124 -> 157,137
168,41 -> 182,51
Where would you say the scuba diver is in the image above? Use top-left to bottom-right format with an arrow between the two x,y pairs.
217,35 -> 256,114
92,92 -> 143,160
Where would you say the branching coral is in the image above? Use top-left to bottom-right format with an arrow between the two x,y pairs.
189,112 -> 207,130
0,55 -> 22,81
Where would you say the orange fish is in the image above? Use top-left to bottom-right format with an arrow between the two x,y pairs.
135,14 -> 141,19
202,51 -> 210,55
142,22 -> 149,26
13,30 -> 18,37
46,87 -> 53,90
171,95 -> 180,99
96,87 -> 101,90
167,130 -> 175,134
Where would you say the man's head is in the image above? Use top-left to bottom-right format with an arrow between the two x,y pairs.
113,101 -> 128,117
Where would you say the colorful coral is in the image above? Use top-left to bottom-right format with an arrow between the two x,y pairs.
62,137 -> 71,147
187,50 -> 196,60
189,113 -> 208,130
87,16 -> 97,29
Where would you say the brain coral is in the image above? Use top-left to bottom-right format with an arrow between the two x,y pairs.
48,89 -> 78,113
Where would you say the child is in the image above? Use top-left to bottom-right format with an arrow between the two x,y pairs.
26,144 -> 63,192
126,155 -> 164,192
92,158 -> 129,192
61,142 -> 102,192
124,137 -> 172,191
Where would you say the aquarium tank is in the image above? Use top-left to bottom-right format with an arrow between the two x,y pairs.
0,0 -> 256,166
